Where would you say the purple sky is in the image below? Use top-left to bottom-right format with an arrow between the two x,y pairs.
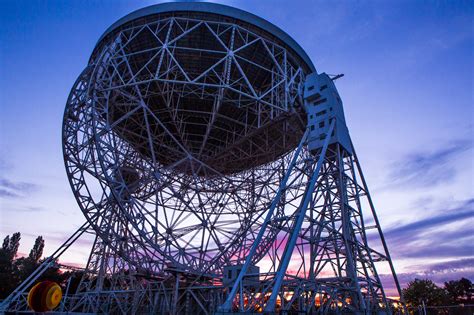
0,0 -> 473,296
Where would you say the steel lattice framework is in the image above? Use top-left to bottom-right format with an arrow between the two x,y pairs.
64,12 -> 308,275
0,3 -> 405,314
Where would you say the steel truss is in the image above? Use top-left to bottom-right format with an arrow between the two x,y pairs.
1,132 -> 404,314
221,123 -> 402,313
1,9 -> 405,315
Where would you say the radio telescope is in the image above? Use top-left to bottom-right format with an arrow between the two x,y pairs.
1,2 -> 405,314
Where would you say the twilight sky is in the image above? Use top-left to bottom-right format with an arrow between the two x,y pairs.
0,0 -> 473,296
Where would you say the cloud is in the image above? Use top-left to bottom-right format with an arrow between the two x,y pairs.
0,157 -> 10,171
380,258 -> 474,295
0,178 -> 37,192
375,199 -> 474,259
0,188 -> 19,198
0,177 -> 38,198
22,230 -> 93,248
385,199 -> 474,238
387,139 -> 471,188
414,258 -> 474,274
1,205 -> 46,212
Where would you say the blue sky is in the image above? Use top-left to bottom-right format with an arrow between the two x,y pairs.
0,0 -> 473,295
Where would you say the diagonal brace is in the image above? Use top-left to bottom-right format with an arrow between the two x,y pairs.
264,119 -> 335,312
218,129 -> 309,312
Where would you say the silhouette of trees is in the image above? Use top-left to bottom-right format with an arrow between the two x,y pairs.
403,279 -> 449,307
403,278 -> 474,314
1,231 -> 473,310
2,232 -> 21,259
445,278 -> 473,304
0,232 -> 21,298
0,232 -> 70,299
14,235 -> 44,283
29,236 -> 44,262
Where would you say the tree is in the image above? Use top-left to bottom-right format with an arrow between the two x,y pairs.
28,236 -> 44,262
403,278 -> 448,307
0,233 -> 21,298
15,236 -> 45,283
15,236 -> 70,291
2,232 -> 21,259
445,278 -> 473,303
0,233 -> 70,299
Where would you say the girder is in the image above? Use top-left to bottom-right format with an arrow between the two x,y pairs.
0,3 -> 405,315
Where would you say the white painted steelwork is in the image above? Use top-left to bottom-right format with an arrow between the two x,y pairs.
0,3 -> 405,314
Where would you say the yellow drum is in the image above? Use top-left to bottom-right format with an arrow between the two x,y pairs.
27,280 -> 62,312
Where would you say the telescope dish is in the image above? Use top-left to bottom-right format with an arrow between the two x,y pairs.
63,2 -> 312,274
